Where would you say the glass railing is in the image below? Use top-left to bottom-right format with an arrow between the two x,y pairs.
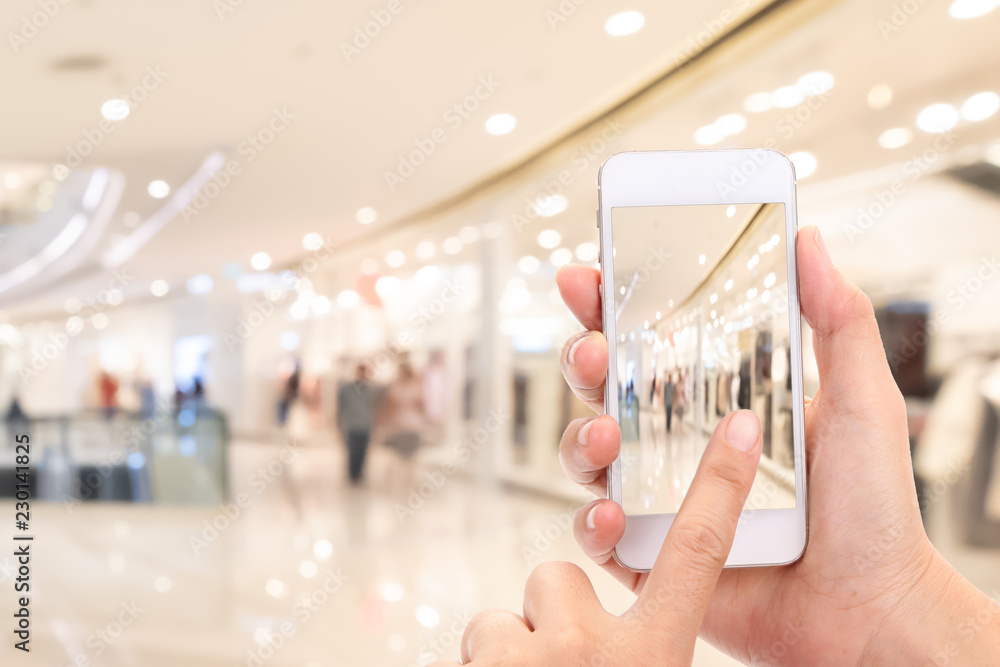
0,404 -> 229,506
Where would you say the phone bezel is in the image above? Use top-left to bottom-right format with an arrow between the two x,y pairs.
597,149 -> 808,571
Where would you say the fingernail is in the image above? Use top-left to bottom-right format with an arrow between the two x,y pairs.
725,411 -> 760,452
586,504 -> 599,531
578,419 -> 594,447
814,228 -> 833,266
567,334 -> 587,365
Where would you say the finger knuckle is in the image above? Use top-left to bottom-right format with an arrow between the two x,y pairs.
670,520 -> 729,562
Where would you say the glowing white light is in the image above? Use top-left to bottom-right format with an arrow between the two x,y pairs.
149,280 -> 169,297
485,113 -> 517,135
797,71 -> 835,95
726,205 -> 736,218
916,104 -> 959,133
101,99 -> 130,121
415,241 -> 436,260
868,84 -> 893,109
4,173 -> 22,188
378,581 -> 405,602
375,276 -> 402,298
385,250 -> 405,268
91,313 -> 109,330
949,0 -> 999,19
575,242 -> 598,261
415,605 -> 440,628
878,128 -> 913,149
289,301 -> 309,320
280,330 -> 300,351
605,10 -> 644,36
442,237 -> 463,254
313,539 -> 333,561
743,92 -> 773,113
709,293 -> 718,304
532,195 -> 568,218
715,113 -> 747,136
725,278 -> 734,291
265,579 -> 287,598
338,290 -> 360,308
537,229 -> 562,249
518,256 -> 541,274
356,207 -> 377,225
698,254 -> 706,265
459,226 -> 480,244
299,561 -> 318,579
550,248 -> 572,267
961,91 -> 999,121
302,233 -> 324,251
147,180 -> 170,199
312,296 -> 331,314
415,265 -> 441,286
773,85 -> 805,108
789,151 -> 817,179
764,272 -> 777,288
187,274 -> 214,295
694,124 -> 725,146
251,252 -> 272,271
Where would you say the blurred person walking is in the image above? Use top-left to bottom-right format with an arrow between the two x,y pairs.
377,361 -> 426,491
337,362 -> 377,485
662,372 -> 676,433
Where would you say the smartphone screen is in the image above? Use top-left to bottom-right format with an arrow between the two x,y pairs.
610,202 -> 797,516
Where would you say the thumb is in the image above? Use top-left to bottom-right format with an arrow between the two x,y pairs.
797,226 -> 901,414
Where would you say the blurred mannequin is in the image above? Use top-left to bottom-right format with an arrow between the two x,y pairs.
377,362 -> 426,491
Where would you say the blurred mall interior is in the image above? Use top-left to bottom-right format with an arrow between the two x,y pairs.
2,0 -> 1000,665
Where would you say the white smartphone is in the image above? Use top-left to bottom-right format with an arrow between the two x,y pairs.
597,149 -> 807,570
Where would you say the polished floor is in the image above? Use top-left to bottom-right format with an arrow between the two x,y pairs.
2,431 -> 997,666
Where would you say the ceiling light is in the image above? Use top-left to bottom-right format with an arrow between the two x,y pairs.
280,330 -> 300,351
250,252 -> 272,271
186,274 -> 214,295
459,225 -> 480,243
715,114 -> 747,136
772,85 -> 805,108
4,173 -> 22,188
147,180 -> 170,199
550,248 -> 572,267
764,272 -> 777,288
485,113 -> 517,135
916,103 -> 959,133
961,91 -> 999,121
312,296 -> 332,314
299,561 -> 318,579
265,579 -> 287,598
442,237 -> 463,254
101,98 -> 130,121
867,84 -> 893,109
385,250 -> 405,268
789,151 -> 817,179
605,10 -> 644,36
375,276 -> 402,297
709,293 -> 718,304
415,241 -> 436,259
698,254 -> 706,265
289,301 -> 309,319
724,278 -> 734,291
355,207 -> 377,225
537,229 -> 561,249
360,258 -> 379,274
302,233 -> 324,251
694,124 -> 725,146
796,71 -> 835,95
150,280 -> 169,297
415,265 -> 441,285
878,127 -> 913,149
518,256 -> 540,274
415,605 -> 440,629
948,0 -> 999,19
337,290 -> 360,308
726,205 -> 736,217
532,194 -> 568,218
313,539 -> 333,560
575,242 -> 598,262
743,92 -> 773,113
91,313 -> 109,330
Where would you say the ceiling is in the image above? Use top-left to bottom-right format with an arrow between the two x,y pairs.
2,0 -> 1000,326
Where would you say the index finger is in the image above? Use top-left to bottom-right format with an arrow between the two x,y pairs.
556,264 -> 603,331
629,410 -> 762,645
